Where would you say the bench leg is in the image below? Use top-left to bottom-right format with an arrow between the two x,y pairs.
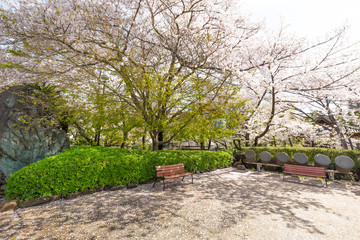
182,176 -> 185,181
324,178 -> 327,188
191,174 -> 193,184
152,177 -> 157,188
327,170 -> 335,181
256,163 -> 262,171
163,178 -> 165,190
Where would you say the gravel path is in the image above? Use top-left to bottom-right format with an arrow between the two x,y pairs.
1,168 -> 360,240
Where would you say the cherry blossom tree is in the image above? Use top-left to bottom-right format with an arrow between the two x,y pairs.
2,0 -> 359,150
290,84 -> 360,150
0,0 -> 259,150
286,28 -> 360,149
258,110 -> 338,148
236,25 -> 360,148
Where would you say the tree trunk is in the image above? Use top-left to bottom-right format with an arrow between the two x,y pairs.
97,135 -> 101,146
200,142 -> 205,150
60,123 -> 69,133
120,132 -> 129,148
340,139 -> 348,149
95,129 -> 101,146
344,126 -> 354,150
158,131 -> 164,150
333,128 -> 348,149
208,138 -> 212,150
348,137 -> 354,150
288,137 -> 293,147
273,136 -> 277,147
253,84 -> 276,146
151,131 -> 164,151
142,135 -> 146,149
152,141 -> 159,151
245,132 -> 250,147
328,113 -> 348,149
233,139 -> 241,150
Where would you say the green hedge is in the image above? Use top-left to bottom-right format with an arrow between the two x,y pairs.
5,146 -> 232,201
238,147 -> 360,168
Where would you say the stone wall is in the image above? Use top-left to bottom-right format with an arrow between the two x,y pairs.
0,85 -> 70,184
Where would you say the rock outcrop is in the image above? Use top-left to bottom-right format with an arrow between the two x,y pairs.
0,85 -> 70,184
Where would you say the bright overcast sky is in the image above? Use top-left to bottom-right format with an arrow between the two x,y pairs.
0,0 -> 359,41
239,0 -> 360,41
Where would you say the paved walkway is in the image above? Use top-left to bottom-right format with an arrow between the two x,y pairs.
1,168 -> 360,240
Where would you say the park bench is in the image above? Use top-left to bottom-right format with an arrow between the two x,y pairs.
283,164 -> 327,187
153,163 -> 193,190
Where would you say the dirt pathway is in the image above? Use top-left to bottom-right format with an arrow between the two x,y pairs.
1,168 -> 360,240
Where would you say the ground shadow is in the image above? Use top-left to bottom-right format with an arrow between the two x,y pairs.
1,168 -> 359,239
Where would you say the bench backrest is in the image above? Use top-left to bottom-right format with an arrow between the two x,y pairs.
155,163 -> 186,177
283,164 -> 326,178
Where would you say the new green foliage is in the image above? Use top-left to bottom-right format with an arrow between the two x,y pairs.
5,146 -> 232,201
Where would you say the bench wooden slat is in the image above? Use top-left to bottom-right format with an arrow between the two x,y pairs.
155,163 -> 185,171
164,172 -> 193,179
157,168 -> 186,177
157,167 -> 185,172
286,169 -> 325,173
283,164 -> 327,187
284,171 -> 325,178
285,170 -> 325,174
153,163 -> 194,190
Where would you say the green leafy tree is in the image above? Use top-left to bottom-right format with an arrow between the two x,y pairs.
177,99 -> 246,149
0,0 -> 259,150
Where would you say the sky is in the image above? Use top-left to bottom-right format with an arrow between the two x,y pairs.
239,0 -> 360,41
0,0 -> 359,41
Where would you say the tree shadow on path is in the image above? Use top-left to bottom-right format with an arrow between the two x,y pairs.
1,168 -> 359,239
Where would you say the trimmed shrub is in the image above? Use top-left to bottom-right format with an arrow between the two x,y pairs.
237,147 -> 360,169
5,146 -> 232,201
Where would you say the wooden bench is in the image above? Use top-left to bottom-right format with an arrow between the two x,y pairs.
283,164 -> 327,187
153,163 -> 193,190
